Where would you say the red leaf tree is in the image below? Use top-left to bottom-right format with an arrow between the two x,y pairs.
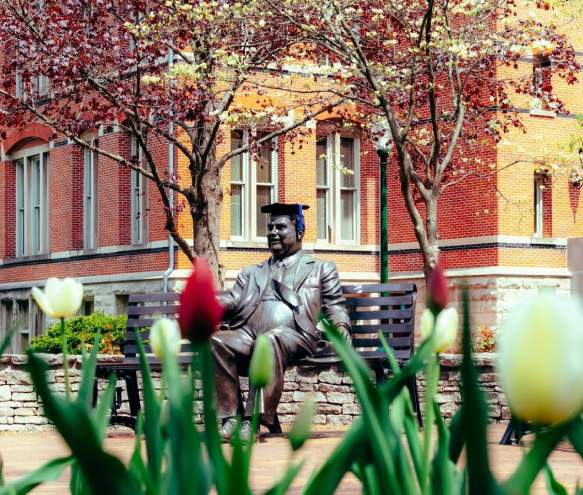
0,0 -> 340,281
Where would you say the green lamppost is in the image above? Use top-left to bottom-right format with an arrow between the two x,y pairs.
371,119 -> 393,284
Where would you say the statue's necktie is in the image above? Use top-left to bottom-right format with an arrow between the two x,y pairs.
273,260 -> 285,283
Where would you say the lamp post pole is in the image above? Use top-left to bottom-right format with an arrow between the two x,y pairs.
377,149 -> 389,284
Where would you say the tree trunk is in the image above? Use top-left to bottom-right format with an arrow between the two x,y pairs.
192,160 -> 224,287
424,195 -> 440,274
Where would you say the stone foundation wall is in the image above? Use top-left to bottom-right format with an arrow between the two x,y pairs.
0,353 -> 507,431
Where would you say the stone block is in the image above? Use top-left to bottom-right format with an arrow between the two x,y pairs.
312,414 -> 327,425
326,392 -> 354,405
278,414 -> 296,424
296,369 -> 318,384
438,402 -> 458,418
284,368 -> 297,381
7,371 -> 32,385
488,404 -> 501,418
0,408 -> 14,417
280,392 -> 293,403
14,408 -> 36,416
277,403 -> 300,414
435,392 -> 461,405
283,382 -> 299,391
317,370 -> 343,384
318,384 -> 350,393
0,417 -> 14,424
342,403 -> 361,415
12,392 -> 37,402
342,376 -> 353,385
326,415 -> 353,425
12,385 -> 33,393
316,404 -> 342,415
14,416 -> 48,425
478,373 -> 498,383
299,383 -> 317,392
0,385 -> 11,401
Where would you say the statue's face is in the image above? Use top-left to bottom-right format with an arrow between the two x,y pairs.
267,215 -> 302,259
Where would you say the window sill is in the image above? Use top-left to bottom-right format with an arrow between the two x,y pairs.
529,236 -> 566,247
529,108 -> 556,118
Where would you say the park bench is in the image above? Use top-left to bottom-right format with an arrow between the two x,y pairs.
93,283 -> 419,432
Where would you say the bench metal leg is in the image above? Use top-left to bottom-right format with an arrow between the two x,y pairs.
406,375 -> 423,428
499,422 -> 515,445
125,371 -> 141,417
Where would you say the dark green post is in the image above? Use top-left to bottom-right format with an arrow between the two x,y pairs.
377,149 -> 389,284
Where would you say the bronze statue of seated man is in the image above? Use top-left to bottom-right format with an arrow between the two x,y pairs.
213,202 -> 351,442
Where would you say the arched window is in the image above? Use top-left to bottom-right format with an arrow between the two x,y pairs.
12,143 -> 50,256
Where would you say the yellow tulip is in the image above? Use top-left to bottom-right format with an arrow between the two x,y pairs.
420,307 -> 458,353
32,278 -> 84,319
150,318 -> 182,360
498,292 -> 583,424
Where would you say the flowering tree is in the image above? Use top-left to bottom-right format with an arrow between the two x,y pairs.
0,0 -> 338,280
269,0 -> 579,272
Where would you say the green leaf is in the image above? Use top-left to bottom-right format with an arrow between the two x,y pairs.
227,423 -> 252,495
135,333 -> 163,490
0,456 -> 73,495
264,460 -> 304,495
567,416 -> 583,457
76,333 -> 101,408
27,352 -> 140,495
459,290 -> 501,495
431,401 -> 454,495
543,464 -> 569,495
0,327 -> 15,356
128,413 -> 154,493
92,375 -> 116,442
448,408 -> 465,464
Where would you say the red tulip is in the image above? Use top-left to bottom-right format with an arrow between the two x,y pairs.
426,262 -> 449,313
178,258 -> 224,342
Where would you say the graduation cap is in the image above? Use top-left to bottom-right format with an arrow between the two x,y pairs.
260,203 -> 310,234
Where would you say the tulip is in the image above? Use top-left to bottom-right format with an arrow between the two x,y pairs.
289,396 -> 317,451
32,278 -> 84,319
178,258 -> 224,343
249,335 -> 274,388
498,292 -> 583,425
150,318 -> 181,361
426,263 -> 449,313
420,307 -> 458,353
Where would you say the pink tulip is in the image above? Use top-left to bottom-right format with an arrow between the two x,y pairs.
178,258 -> 224,342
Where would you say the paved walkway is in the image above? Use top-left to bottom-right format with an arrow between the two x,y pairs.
0,424 -> 581,493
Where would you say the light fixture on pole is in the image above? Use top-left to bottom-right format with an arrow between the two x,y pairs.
370,117 -> 393,284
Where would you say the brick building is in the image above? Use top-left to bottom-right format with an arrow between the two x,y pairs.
1,14 -> 582,353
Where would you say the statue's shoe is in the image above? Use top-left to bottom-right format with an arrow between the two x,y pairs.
218,418 -> 238,443
239,419 -> 256,444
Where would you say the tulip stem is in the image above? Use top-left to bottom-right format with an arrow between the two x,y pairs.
60,318 -> 71,400
422,353 -> 439,495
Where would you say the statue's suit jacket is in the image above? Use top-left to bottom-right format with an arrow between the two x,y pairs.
218,252 -> 351,349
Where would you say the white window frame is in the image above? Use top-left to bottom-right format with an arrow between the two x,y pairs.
230,130 -> 278,242
130,136 -> 148,245
316,133 -> 360,245
534,176 -> 544,238
13,144 -> 50,257
83,137 -> 99,249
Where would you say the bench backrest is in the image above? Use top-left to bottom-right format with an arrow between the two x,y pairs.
342,283 -> 417,363
122,283 -> 417,362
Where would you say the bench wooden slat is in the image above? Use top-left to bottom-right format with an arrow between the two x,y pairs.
129,293 -> 181,303
348,309 -> 412,320
127,304 -> 179,316
350,323 -> 413,334
342,283 -> 416,294
126,318 -> 159,328
345,294 -> 414,307
352,336 -> 411,348
358,349 -> 412,361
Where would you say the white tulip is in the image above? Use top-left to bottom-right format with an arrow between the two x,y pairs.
420,307 -> 458,353
498,292 -> 583,425
32,277 -> 84,319
150,318 -> 182,360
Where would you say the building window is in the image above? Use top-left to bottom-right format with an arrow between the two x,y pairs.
15,73 -> 49,100
14,146 -> 49,256
534,176 -> 544,237
83,139 -> 98,249
533,55 -> 552,111
230,130 -> 278,240
130,136 -> 148,245
315,133 -> 360,244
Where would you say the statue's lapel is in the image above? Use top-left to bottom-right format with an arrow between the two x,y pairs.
254,260 -> 270,294
293,254 -> 315,291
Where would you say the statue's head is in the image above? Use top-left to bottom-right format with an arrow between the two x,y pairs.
260,203 -> 309,259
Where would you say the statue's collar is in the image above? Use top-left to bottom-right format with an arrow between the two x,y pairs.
270,249 -> 305,269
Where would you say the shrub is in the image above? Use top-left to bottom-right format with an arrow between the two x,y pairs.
30,312 -> 127,354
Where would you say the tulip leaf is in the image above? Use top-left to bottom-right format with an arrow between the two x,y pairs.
76,333 -> 101,408
505,420 -> 572,494
264,460 -> 304,495
459,290 -> 501,495
92,374 -> 116,442
0,456 -> 74,495
136,333 -> 163,489
26,352 -> 140,495
128,413 -> 155,493
543,464 -> 569,495
303,419 -> 367,495
195,342 -> 229,494
431,401 -> 454,495
0,326 -> 15,356
448,408 -> 465,464
567,416 -> 583,457
226,424 -> 252,495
